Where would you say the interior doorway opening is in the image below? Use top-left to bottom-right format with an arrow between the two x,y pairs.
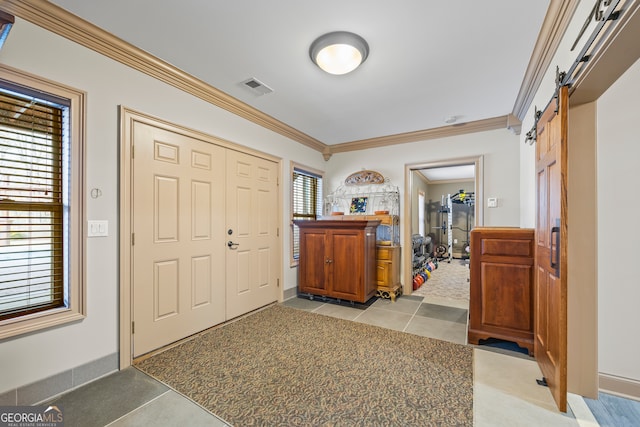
403,156 -> 483,305
426,176 -> 476,263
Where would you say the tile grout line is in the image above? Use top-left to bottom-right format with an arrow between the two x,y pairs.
401,300 -> 423,333
103,390 -> 172,426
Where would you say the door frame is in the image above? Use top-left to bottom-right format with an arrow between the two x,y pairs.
118,106 -> 283,369
403,156 -> 484,296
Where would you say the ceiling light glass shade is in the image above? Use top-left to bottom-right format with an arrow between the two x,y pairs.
310,31 -> 369,75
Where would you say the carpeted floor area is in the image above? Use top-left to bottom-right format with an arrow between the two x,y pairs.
135,304 -> 474,426
412,258 -> 470,301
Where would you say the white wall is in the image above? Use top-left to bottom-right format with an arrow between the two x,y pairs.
596,56 -> 640,383
0,18 -> 324,392
324,128 -> 522,247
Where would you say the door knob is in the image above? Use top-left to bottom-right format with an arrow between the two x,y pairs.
227,240 -> 239,249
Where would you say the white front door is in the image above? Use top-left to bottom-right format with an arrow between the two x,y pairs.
225,149 -> 279,319
132,122 -> 226,357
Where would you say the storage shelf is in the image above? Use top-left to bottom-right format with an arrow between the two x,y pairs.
324,183 -> 399,216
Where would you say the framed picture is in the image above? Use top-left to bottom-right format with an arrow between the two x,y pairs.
350,197 -> 368,214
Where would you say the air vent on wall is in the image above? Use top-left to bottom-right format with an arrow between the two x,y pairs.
241,77 -> 274,95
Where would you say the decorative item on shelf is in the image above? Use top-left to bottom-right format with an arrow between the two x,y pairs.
344,170 -> 385,185
350,197 -> 368,214
324,169 -> 399,217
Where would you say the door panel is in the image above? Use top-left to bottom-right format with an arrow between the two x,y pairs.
297,230 -> 329,294
330,231 -> 363,298
534,86 -> 568,412
132,122 -> 226,357
226,150 -> 279,319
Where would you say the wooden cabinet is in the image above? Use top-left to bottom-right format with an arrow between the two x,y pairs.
325,215 -> 401,301
295,220 -> 379,303
375,245 -> 402,301
468,227 -> 535,355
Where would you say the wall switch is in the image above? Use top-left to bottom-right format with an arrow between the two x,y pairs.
487,198 -> 498,208
88,220 -> 109,237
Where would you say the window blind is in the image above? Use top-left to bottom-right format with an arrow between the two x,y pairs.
0,90 -> 65,321
292,169 -> 322,260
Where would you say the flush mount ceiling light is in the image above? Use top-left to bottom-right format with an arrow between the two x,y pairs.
309,31 -> 369,75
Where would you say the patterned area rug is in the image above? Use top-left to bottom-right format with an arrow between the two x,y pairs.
412,259 -> 470,301
136,305 -> 473,426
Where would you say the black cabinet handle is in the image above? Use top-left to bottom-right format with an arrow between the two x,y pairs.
550,225 -> 560,272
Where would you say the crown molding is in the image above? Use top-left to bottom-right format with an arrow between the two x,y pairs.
327,115 -> 514,154
2,0 -> 522,158
0,0 -> 327,153
512,0 -> 580,120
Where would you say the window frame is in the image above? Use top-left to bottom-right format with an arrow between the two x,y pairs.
290,162 -> 323,267
0,64 -> 86,340
418,190 -> 425,236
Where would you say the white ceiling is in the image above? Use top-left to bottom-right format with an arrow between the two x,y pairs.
420,165 -> 475,183
47,1 -> 550,146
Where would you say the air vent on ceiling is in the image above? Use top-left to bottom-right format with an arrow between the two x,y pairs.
241,77 -> 274,95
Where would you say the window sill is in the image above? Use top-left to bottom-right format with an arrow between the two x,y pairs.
0,308 -> 86,341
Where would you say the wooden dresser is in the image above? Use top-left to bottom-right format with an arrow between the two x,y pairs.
468,227 -> 535,355
295,219 -> 379,303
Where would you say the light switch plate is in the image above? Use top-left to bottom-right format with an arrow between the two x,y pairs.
88,220 -> 109,237
487,198 -> 498,208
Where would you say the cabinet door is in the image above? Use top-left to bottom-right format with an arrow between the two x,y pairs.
376,246 -> 399,287
329,229 -> 364,300
298,229 -> 329,295
376,261 -> 392,286
477,261 -> 533,334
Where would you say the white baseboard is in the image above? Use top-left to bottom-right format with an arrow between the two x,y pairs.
599,373 -> 640,401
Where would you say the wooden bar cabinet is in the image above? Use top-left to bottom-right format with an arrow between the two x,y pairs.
294,219 -> 379,303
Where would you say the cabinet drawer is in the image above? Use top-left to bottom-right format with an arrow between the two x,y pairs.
481,238 -> 533,257
370,215 -> 394,226
377,246 -> 392,260
376,245 -> 398,261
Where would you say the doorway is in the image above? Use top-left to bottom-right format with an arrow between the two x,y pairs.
403,157 -> 483,344
119,107 -> 282,367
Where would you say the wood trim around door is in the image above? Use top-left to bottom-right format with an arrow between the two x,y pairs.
403,156 -> 484,296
